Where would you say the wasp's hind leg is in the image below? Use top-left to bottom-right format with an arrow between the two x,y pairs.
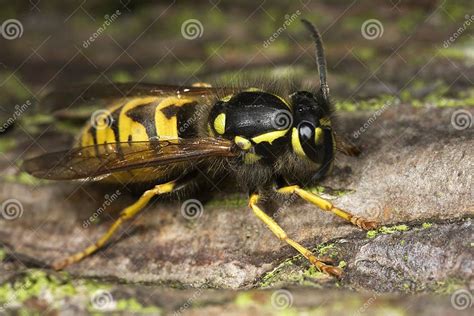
277,185 -> 378,230
52,174 -> 195,270
248,193 -> 342,277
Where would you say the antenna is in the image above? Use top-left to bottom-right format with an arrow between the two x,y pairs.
301,19 -> 329,100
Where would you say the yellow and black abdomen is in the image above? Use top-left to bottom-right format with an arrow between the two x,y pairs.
79,96 -> 204,183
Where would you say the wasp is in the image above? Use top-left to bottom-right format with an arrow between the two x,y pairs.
23,20 -> 377,277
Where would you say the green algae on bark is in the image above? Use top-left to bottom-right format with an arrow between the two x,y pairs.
0,269 -> 162,314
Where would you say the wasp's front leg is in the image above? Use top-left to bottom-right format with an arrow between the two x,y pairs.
276,184 -> 378,230
248,192 -> 342,277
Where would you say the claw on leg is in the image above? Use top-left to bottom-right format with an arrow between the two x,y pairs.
277,185 -> 378,230
249,193 -> 343,278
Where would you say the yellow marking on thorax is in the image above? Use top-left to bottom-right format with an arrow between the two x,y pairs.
221,95 -> 233,102
244,152 -> 261,164
234,136 -> 252,150
213,113 -> 226,135
251,129 -> 288,144
272,94 -> 291,109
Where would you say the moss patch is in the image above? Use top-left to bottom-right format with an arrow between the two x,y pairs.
335,95 -> 398,112
207,194 -> 248,208
316,243 -> 338,258
307,186 -> 353,198
302,266 -> 328,280
434,278 -> 468,295
402,82 -> 474,108
366,224 -> 410,239
337,81 -> 474,114
92,297 -> 162,314
234,292 -> 255,307
421,222 -> 433,229
259,242 -> 342,288
0,270 -> 161,314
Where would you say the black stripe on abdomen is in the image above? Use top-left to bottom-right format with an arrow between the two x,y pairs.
125,102 -> 160,139
160,101 -> 199,138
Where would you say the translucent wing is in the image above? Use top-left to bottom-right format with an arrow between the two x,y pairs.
41,83 -> 233,113
23,138 -> 237,180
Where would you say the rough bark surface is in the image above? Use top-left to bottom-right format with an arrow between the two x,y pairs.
1,107 -> 472,292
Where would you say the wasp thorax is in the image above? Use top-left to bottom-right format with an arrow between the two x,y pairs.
208,90 -> 293,164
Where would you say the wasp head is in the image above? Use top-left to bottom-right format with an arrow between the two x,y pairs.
288,19 -> 335,180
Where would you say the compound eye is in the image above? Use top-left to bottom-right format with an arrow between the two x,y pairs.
298,122 -> 315,143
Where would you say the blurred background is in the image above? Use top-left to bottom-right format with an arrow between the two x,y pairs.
0,0 -> 472,156
0,1 -> 472,315
0,0 -> 472,113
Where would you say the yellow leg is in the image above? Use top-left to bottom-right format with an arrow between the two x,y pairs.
52,181 -> 177,270
249,193 -> 342,277
277,185 -> 377,230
